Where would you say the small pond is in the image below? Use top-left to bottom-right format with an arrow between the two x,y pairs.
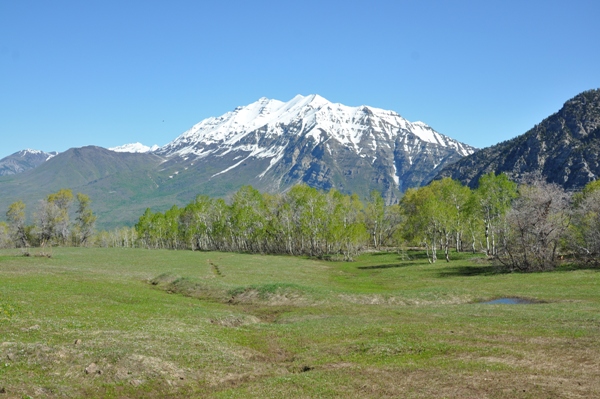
480,297 -> 542,305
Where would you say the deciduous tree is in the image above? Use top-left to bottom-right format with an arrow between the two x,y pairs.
365,190 -> 385,249
568,180 -> 600,266
75,193 -> 97,246
42,189 -> 74,244
6,200 -> 29,248
474,172 -> 517,256
497,178 -> 570,271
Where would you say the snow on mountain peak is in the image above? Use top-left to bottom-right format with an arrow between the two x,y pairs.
158,95 -> 474,158
109,142 -> 159,153
20,149 -> 43,155
17,149 -> 57,160
21,148 -> 43,154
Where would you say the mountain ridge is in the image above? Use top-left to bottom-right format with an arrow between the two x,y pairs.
158,94 -> 474,158
0,149 -> 58,176
154,94 -> 475,203
435,89 -> 600,189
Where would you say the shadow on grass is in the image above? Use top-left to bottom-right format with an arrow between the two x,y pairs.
437,264 -> 501,277
556,262 -> 600,272
358,262 -> 422,270
405,252 -> 431,260
440,262 -> 599,277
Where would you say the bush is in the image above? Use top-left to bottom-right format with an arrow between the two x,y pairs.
496,178 -> 570,272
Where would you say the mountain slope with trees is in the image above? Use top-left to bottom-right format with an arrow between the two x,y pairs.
0,146 -> 169,230
435,89 -> 600,189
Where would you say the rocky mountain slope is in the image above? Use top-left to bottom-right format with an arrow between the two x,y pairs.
435,89 -> 600,189
0,149 -> 58,176
156,94 -> 475,203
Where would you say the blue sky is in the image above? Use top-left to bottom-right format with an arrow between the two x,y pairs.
1,0 -> 599,159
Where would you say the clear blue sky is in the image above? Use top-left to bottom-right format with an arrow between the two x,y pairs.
1,0 -> 599,159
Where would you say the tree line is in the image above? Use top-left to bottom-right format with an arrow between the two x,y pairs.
404,173 -> 600,270
2,174 -> 600,270
132,173 -> 600,268
134,185 -> 397,260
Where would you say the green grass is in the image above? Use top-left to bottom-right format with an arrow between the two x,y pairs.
0,248 -> 599,398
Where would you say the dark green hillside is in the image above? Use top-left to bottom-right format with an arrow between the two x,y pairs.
435,89 -> 600,188
0,146 -> 171,230
0,146 -> 295,229
153,150 -> 276,199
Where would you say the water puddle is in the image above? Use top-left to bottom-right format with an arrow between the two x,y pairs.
479,297 -> 542,305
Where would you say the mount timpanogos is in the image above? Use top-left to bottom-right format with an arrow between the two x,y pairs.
1,95 -> 475,206
151,94 -> 475,202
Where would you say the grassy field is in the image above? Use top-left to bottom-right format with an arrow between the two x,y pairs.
0,248 -> 599,398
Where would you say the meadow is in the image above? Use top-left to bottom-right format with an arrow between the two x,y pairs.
0,247 -> 598,398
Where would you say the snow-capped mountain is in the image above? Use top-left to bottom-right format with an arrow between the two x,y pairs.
109,142 -> 159,153
0,149 -> 58,176
159,95 -> 473,158
0,95 -> 476,228
156,94 -> 475,202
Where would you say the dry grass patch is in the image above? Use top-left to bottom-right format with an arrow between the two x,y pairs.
210,314 -> 262,327
338,293 -> 474,306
